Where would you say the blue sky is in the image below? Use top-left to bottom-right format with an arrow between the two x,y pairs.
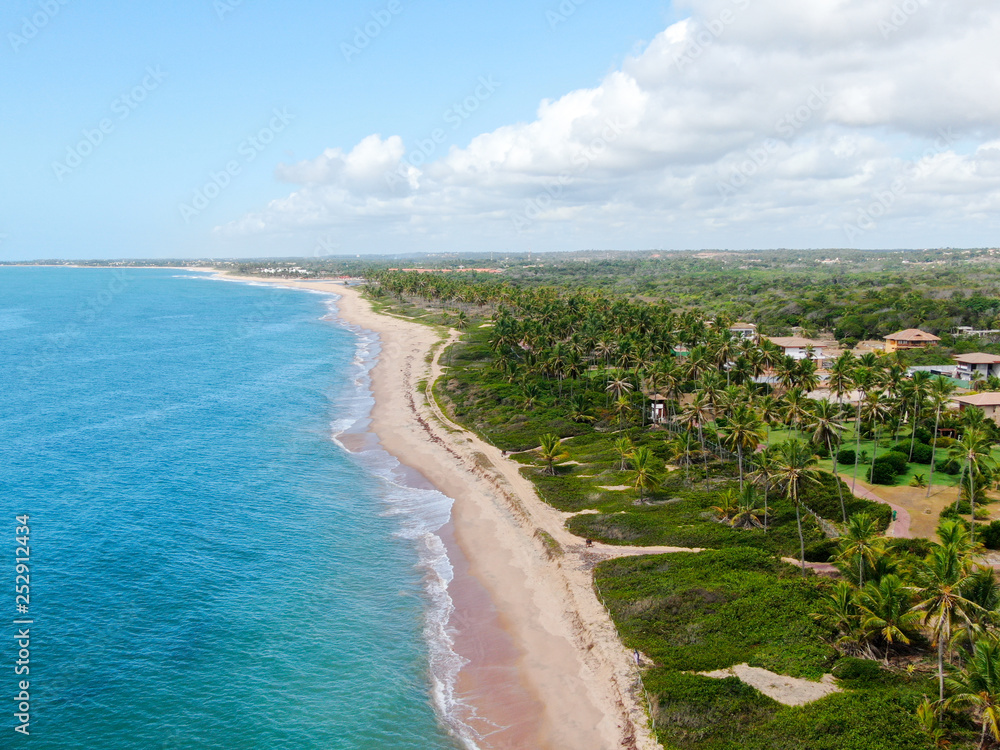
3,0 -> 999,260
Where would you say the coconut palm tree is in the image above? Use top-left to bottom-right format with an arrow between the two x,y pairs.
927,376 -> 957,497
948,427 -> 996,541
630,445 -> 659,503
861,389 -> 893,486
906,370 -> 932,460
857,574 -> 920,665
914,543 -> 980,701
749,444 -> 782,532
537,434 -> 568,476
730,484 -> 765,529
666,430 -> 699,486
811,579 -> 864,654
828,351 -> 856,406
945,637 -> 1000,749
721,404 -> 766,490
836,512 -> 884,587
851,365 -> 877,486
678,391 -> 713,484
783,387 -> 810,438
614,435 -> 634,472
774,439 -> 821,576
804,398 -> 848,523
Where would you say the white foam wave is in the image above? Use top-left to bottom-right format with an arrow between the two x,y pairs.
324,306 -> 483,750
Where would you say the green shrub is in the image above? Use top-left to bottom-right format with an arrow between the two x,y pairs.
887,537 -> 934,558
837,448 -> 856,465
804,539 -> 838,563
981,520 -> 1000,550
932,436 -> 955,449
832,657 -> 891,686
913,426 -> 933,444
935,458 -> 961,475
878,451 -> 909,475
867,462 -> 897,485
815,442 -> 830,458
910,443 -> 933,464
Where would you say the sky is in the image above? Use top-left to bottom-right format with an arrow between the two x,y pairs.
2,0 -> 999,260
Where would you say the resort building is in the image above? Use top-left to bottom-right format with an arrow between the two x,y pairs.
954,353 -> 1000,381
765,336 -> 825,362
952,392 -> 1000,425
728,322 -> 758,342
883,328 -> 941,352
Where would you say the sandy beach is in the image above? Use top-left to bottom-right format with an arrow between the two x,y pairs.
216,274 -> 662,750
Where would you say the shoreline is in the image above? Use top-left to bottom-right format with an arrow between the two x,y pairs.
217,274 -> 661,750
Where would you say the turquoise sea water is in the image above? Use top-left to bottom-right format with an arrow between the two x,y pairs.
1,268 -> 466,749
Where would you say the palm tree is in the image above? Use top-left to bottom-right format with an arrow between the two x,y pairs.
783,387 -> 810,438
805,398 -> 847,523
828,352 -> 856,406
666,430 -> 699,486
613,394 -> 635,431
537,434 -> 568,476
605,373 -> 633,404
927,376 -> 957,498
730,484 -> 765,529
614,435 -> 634,472
749,444 -> 782,532
721,404 -> 766,490
906,370 -> 932,460
812,579 -> 863,650
948,427 -> 995,541
678,391 -> 713,485
857,574 -> 920,664
861,389 -> 893,486
851,365 -> 876,486
630,446 -> 659,503
914,543 -> 980,701
836,512 -> 884,587
774,439 -> 821,575
946,637 -> 1000,749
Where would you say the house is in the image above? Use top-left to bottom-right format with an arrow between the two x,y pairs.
883,329 -> 940,352
728,322 -> 758,342
955,353 -> 1000,382
765,336 -> 825,362
952,392 -> 1000,425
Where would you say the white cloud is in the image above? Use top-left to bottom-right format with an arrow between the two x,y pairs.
219,0 -> 1000,252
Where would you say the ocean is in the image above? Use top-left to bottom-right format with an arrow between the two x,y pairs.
1,268 -> 467,749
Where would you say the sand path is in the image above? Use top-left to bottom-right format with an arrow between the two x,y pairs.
848,480 -> 912,538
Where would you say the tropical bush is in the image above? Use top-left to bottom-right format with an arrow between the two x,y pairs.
837,448 -> 856,465
910,443 -> 933,464
878,451 -> 910,475
980,519 -> 1000,550
868,461 -> 897,485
